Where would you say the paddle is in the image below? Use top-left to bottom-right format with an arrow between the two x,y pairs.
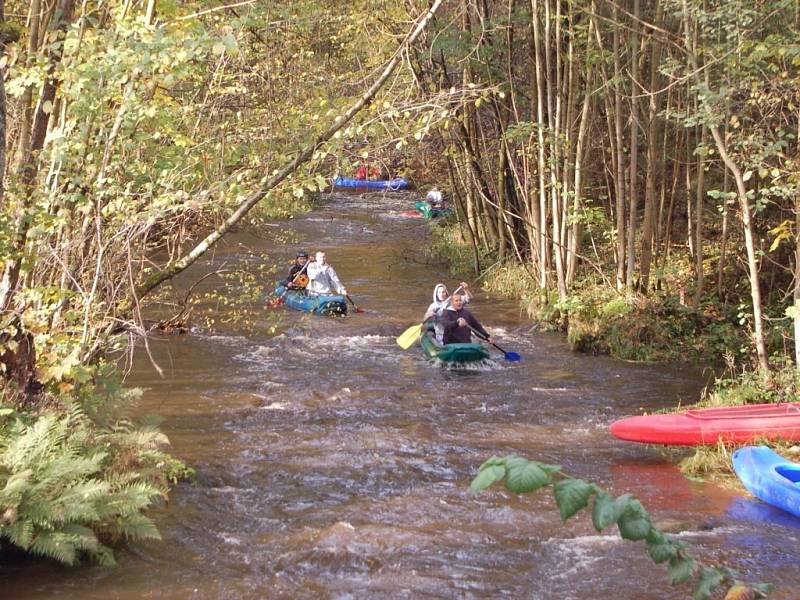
345,294 -> 365,313
466,324 -> 521,362
396,323 -> 424,349
396,285 -> 463,349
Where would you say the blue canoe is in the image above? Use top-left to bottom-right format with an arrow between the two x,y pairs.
274,286 -> 347,316
333,177 -> 408,190
732,446 -> 800,519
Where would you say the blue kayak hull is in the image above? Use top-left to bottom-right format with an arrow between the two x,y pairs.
732,446 -> 800,519
274,286 -> 347,316
333,177 -> 408,190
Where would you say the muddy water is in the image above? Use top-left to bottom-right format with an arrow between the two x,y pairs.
3,192 -> 799,599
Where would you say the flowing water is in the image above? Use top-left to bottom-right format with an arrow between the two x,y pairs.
3,192 -> 799,599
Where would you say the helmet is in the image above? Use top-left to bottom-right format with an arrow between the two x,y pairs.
296,250 -> 309,258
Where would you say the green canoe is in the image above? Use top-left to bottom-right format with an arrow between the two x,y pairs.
415,200 -> 454,220
420,328 -> 490,363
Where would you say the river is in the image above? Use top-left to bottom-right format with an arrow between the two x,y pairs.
2,191 -> 798,599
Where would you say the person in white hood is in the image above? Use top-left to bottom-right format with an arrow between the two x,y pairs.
423,281 -> 472,343
306,251 -> 348,296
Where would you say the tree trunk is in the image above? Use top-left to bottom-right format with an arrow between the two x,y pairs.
639,0 -> 662,293
625,0 -> 640,288
613,3 -> 626,289
531,0 -> 548,291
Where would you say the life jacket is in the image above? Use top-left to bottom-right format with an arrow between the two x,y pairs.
355,165 -> 367,180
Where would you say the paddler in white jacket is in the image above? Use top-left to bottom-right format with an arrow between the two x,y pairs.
306,251 -> 348,296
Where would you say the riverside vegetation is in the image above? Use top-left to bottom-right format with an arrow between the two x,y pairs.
414,0 -> 800,484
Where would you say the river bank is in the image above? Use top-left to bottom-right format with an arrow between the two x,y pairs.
428,220 -> 800,485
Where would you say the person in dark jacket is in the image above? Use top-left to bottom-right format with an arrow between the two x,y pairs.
439,293 -> 493,345
284,250 -> 310,289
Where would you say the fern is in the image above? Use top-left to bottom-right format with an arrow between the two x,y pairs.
0,389 -> 184,566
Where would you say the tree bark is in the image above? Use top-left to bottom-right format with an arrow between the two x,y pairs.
613,3 -> 627,289
625,0 -> 640,288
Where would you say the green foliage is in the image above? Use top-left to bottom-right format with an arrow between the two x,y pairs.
0,402 -> 170,565
471,454 -> 772,600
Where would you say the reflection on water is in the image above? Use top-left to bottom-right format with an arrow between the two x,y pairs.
2,191 -> 798,599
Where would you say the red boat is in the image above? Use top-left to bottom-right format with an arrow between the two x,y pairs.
610,402 -> 800,446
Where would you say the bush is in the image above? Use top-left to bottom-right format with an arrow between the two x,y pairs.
0,370 -> 188,566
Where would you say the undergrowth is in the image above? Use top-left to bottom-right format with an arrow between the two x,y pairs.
0,364 -> 192,566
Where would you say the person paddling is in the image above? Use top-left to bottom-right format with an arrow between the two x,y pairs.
306,251 -> 348,296
426,186 -> 444,207
424,282 -> 472,320
284,250 -> 310,289
439,293 -> 492,345
424,282 -> 473,343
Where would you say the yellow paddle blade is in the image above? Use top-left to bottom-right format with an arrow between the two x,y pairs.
396,323 -> 423,349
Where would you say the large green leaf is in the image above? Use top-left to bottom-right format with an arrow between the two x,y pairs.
504,458 -> 551,494
668,556 -> 696,585
694,566 -> 725,600
470,465 -> 506,491
553,478 -> 594,521
617,499 -> 651,541
645,530 -> 677,564
591,492 -> 630,531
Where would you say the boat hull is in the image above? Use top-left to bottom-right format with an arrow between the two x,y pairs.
733,446 -> 800,519
333,177 -> 408,190
420,330 -> 490,363
415,200 -> 453,219
610,402 -> 800,445
274,286 -> 347,316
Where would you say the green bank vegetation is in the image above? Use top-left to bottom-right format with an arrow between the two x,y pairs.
413,0 -> 800,478
0,0 -> 445,563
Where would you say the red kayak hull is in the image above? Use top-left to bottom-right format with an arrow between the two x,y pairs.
610,402 -> 800,446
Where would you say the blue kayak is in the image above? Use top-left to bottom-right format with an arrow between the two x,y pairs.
333,177 -> 408,190
732,446 -> 800,519
274,286 -> 347,316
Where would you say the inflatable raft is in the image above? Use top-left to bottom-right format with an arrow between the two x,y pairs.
333,177 -> 408,190
274,285 -> 347,316
420,327 -> 490,363
415,200 -> 453,219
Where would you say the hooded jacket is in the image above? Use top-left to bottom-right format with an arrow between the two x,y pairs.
424,284 -> 450,321
307,261 -> 347,295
